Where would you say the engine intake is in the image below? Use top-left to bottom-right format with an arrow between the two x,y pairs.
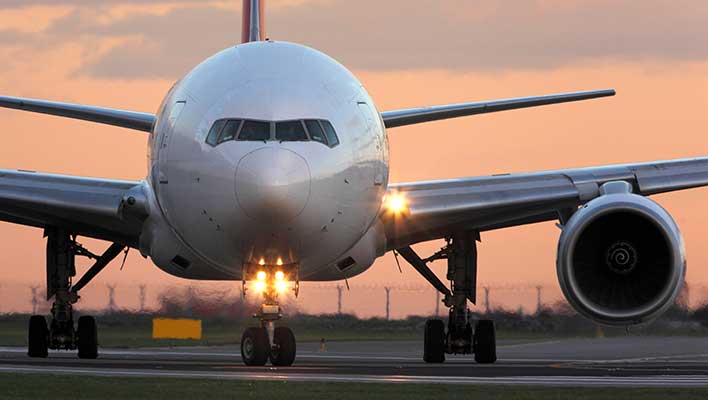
557,182 -> 685,326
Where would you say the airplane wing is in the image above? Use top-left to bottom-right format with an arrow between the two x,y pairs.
0,170 -> 148,247
381,157 -> 708,249
0,96 -> 155,132
380,89 -> 615,128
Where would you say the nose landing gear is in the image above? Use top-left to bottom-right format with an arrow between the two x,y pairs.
240,263 -> 298,366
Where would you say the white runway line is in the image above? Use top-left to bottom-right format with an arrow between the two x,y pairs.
0,347 -> 423,361
496,340 -> 563,349
1,365 -> 708,387
4,347 -> 703,364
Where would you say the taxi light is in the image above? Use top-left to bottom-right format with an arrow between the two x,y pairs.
275,281 -> 287,292
386,193 -> 407,214
256,270 -> 267,281
254,280 -> 266,292
275,271 -> 285,281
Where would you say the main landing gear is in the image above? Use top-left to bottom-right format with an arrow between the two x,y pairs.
27,228 -> 126,359
240,263 -> 298,366
397,231 -> 497,364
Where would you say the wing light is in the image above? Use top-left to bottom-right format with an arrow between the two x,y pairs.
385,193 -> 408,215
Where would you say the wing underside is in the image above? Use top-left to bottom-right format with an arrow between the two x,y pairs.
0,170 -> 147,246
382,157 -> 708,249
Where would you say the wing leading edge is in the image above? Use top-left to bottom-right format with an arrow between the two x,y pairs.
380,89 -> 615,128
382,157 -> 708,249
0,96 -> 155,132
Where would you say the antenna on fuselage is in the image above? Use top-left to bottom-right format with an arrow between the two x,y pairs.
241,0 -> 266,43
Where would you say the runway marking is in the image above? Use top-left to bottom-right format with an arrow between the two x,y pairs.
6,347 -> 704,365
586,353 -> 708,364
0,347 -> 425,361
496,340 -> 562,349
2,365 -> 708,387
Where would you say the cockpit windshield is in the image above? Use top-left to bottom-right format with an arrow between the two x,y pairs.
276,121 -> 308,141
206,118 -> 339,148
220,120 -> 242,143
238,120 -> 270,141
304,120 -> 328,145
206,119 -> 227,146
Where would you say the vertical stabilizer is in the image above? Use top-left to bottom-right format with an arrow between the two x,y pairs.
241,0 -> 266,43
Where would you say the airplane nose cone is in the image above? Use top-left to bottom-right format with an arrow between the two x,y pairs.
235,147 -> 311,223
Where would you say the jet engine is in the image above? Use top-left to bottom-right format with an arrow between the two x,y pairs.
556,181 -> 686,326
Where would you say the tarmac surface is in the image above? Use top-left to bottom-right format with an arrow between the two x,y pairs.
2,337 -> 708,386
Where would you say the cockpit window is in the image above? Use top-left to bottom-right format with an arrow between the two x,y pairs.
320,120 -> 340,147
238,120 -> 270,141
206,119 -> 227,146
206,118 -> 340,147
219,119 -> 242,143
304,120 -> 328,145
276,120 -> 308,141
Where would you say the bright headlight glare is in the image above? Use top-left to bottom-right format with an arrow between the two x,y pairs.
254,281 -> 266,292
256,270 -> 267,281
275,281 -> 287,292
386,193 -> 407,213
275,271 -> 285,281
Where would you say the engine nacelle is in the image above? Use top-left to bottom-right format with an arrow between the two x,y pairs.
557,181 -> 686,326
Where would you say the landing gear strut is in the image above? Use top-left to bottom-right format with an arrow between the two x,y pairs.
27,228 -> 125,359
240,264 -> 297,366
398,231 -> 497,364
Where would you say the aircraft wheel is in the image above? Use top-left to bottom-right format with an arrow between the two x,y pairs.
473,320 -> 497,364
28,315 -> 49,358
423,319 -> 445,363
241,327 -> 269,366
77,316 -> 98,359
270,326 -> 296,366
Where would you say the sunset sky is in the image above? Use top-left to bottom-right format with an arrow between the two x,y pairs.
1,0 -> 708,316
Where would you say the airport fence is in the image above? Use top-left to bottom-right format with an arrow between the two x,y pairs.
0,280 -> 706,321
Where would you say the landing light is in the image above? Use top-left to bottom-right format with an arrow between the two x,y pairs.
275,280 -> 287,292
256,270 -> 267,281
276,257 -> 283,266
275,271 -> 285,281
385,193 -> 408,214
254,280 -> 266,292
258,258 -> 265,266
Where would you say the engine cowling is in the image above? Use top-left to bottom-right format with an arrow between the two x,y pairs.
557,181 -> 686,326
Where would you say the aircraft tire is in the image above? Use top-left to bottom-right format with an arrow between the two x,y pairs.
473,320 -> 497,364
241,327 -> 269,366
423,319 -> 446,363
77,316 -> 99,359
270,326 -> 296,366
28,315 -> 49,358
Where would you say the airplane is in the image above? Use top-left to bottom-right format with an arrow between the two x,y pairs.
0,0 -> 703,366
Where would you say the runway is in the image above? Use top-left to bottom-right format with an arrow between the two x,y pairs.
2,337 -> 708,386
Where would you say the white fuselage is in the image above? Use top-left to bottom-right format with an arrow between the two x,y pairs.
139,41 -> 389,281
